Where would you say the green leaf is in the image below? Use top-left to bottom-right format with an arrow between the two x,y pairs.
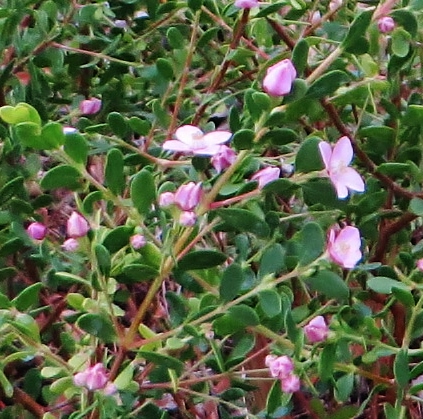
409,197 -> 423,216
128,117 -> 151,135
0,103 -> 41,125
95,244 -> 111,277
391,27 -> 411,57
366,277 -> 408,294
166,27 -> 185,49
252,92 -> 271,113
376,162 -> 410,177
77,313 -> 116,343
11,313 -> 40,342
335,374 -> 355,403
64,132 -> 88,165
105,148 -> 125,195
0,176 -> 24,203
232,129 -> 255,150
292,39 -> 309,76
342,11 -> 373,51
298,222 -> 324,266
82,191 -> 103,214
220,263 -> 244,302
131,169 -> 156,217
40,122 -> 66,149
0,369 -> 13,397
295,137 -> 324,172
102,226 -> 134,253
122,264 -> 159,282
305,70 -> 350,99
156,58 -> 174,80
40,165 -> 81,190
394,349 -> 409,388
11,283 -> 43,311
0,238 -> 24,257
319,343 -> 337,382
262,128 -> 298,145
138,350 -> 184,373
228,305 -> 260,326
266,380 -> 283,414
258,243 -> 285,279
107,112 -> 129,137
217,208 -> 270,238
258,290 -> 282,318
114,363 -> 135,391
178,250 -> 227,271
391,9 -> 418,36
307,270 -> 349,301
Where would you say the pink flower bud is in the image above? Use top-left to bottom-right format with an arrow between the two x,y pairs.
234,0 -> 259,8
280,374 -> 300,393
310,11 -> 321,25
130,234 -> 146,249
265,355 -> 294,379
103,382 -> 117,396
328,225 -> 362,269
158,191 -> 175,207
67,212 -> 90,238
417,259 -> 423,272
304,316 -> 329,343
79,98 -> 102,115
62,238 -> 79,252
251,167 -> 280,189
174,182 -> 202,211
211,145 -> 237,173
329,0 -> 342,11
63,126 -> 77,134
73,364 -> 107,390
179,211 -> 197,227
378,16 -> 395,33
26,222 -> 47,240
263,59 -> 296,97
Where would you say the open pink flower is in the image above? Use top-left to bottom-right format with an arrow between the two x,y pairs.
265,355 -> 294,379
281,374 -> 300,393
211,145 -> 237,173
79,98 -> 102,115
263,59 -> 296,97
304,316 -> 329,343
328,226 -> 362,269
318,136 -> 365,199
174,182 -> 202,211
235,0 -> 259,8
162,125 -> 232,156
74,363 -> 109,391
251,167 -> 280,189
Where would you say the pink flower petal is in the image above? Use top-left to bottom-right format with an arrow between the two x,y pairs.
174,125 -> 204,146
201,130 -> 232,146
336,167 -> 365,193
162,140 -> 193,152
333,180 -> 349,199
331,136 -> 353,167
192,144 -> 224,156
318,141 -> 332,171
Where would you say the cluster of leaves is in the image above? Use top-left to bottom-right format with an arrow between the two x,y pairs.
3,0 -> 423,419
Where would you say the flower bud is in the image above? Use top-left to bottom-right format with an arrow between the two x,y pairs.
378,16 -> 395,33
27,222 -> 47,240
280,374 -> 300,393
251,167 -> 280,189
417,258 -> 423,272
67,212 -> 90,238
74,363 -> 109,391
234,0 -> 259,8
329,0 -> 342,11
62,238 -> 79,252
304,316 -> 329,343
79,98 -> 102,115
158,191 -> 175,207
263,59 -> 296,97
211,145 -> 237,173
265,355 -> 294,379
174,182 -> 202,211
130,234 -> 146,250
179,211 -> 197,227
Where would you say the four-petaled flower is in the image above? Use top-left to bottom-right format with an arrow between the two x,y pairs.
328,225 -> 362,269
318,136 -> 365,199
162,125 -> 232,156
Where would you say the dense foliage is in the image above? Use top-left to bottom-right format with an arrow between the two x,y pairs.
2,0 -> 423,418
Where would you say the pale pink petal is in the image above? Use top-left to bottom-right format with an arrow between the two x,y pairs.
318,142 -> 332,170
342,249 -> 362,268
162,140 -> 193,152
333,179 -> 349,199
192,144 -> 224,156
336,167 -> 365,193
337,225 -> 360,244
331,136 -> 353,167
201,130 -> 232,146
174,125 -> 204,146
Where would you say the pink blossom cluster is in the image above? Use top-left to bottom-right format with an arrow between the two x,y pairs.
62,212 -> 90,252
158,182 -> 203,226
265,355 -> 300,393
73,363 -> 116,394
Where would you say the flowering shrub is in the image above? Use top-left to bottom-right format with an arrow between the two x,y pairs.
2,1 -> 423,418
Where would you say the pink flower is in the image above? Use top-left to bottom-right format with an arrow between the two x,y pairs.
265,355 -> 294,379
329,0 -> 342,11
27,222 -> 47,240
158,191 -> 175,207
378,16 -> 395,33
251,167 -> 280,189
73,363 -> 108,391
130,234 -> 146,249
63,126 -> 77,134
411,375 -> 423,399
79,98 -> 102,115
417,259 -> 423,272
162,125 -> 232,156
281,374 -> 301,393
304,316 -> 329,343
174,182 -> 202,211
67,212 -> 90,238
263,59 -> 296,97
328,226 -> 362,269
211,145 -> 237,173
318,136 -> 365,199
62,238 -> 79,252
179,211 -> 197,226
234,0 -> 259,8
